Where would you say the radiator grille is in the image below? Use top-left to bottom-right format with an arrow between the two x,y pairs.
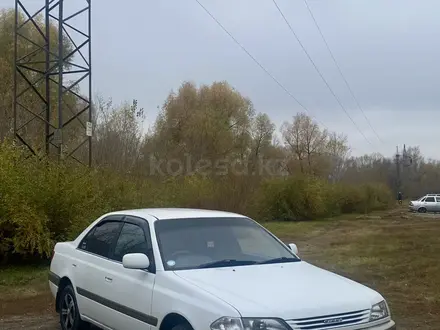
286,309 -> 370,329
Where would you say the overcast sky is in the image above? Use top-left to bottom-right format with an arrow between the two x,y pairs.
7,0 -> 440,159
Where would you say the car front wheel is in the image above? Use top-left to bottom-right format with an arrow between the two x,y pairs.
172,323 -> 193,330
58,284 -> 89,330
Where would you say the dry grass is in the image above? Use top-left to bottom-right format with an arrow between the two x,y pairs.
267,208 -> 440,330
1,207 -> 439,329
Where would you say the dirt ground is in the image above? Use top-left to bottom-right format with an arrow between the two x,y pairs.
1,208 -> 439,329
0,315 -> 58,330
0,290 -> 58,329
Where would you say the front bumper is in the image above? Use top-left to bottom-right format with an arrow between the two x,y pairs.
326,320 -> 395,330
365,320 -> 396,329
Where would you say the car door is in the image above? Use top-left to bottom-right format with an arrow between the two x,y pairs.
423,196 -> 436,212
73,216 -> 124,328
102,215 -> 157,330
436,197 -> 440,212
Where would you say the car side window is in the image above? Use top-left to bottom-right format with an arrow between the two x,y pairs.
436,197 -> 440,202
79,221 -> 122,258
425,197 -> 435,202
112,222 -> 149,262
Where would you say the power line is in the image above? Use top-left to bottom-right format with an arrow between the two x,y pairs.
272,0 -> 373,147
303,0 -> 383,144
193,0 -> 328,129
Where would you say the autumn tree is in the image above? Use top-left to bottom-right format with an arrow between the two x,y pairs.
144,81 -> 257,175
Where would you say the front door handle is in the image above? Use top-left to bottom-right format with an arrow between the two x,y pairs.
105,277 -> 113,283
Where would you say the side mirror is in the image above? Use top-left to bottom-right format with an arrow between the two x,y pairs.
122,253 -> 150,270
288,243 -> 299,255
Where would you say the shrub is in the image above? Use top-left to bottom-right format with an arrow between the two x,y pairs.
0,141 -> 394,262
253,176 -> 393,222
254,176 -> 333,221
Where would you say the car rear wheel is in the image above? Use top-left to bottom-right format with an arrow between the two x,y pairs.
418,207 -> 427,213
58,285 -> 89,330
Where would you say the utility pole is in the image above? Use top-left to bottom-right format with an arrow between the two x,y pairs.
395,146 -> 401,194
395,144 -> 413,194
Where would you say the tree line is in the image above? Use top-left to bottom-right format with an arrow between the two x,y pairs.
93,79 -> 438,200
0,8 -> 437,261
1,8 -> 437,199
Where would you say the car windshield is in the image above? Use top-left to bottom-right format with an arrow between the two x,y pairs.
154,217 -> 300,270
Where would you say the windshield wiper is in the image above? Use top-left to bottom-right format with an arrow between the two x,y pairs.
197,259 -> 257,269
257,257 -> 300,265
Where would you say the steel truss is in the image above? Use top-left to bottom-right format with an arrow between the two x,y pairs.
13,0 -> 92,165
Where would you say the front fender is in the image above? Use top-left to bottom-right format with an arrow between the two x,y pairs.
152,271 -> 240,329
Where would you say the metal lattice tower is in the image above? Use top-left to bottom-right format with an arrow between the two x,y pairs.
395,144 -> 413,193
13,0 -> 92,165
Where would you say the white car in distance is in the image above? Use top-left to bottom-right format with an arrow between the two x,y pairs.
49,208 -> 396,330
408,194 -> 440,213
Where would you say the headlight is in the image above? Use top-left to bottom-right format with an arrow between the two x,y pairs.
369,300 -> 389,321
211,317 -> 289,330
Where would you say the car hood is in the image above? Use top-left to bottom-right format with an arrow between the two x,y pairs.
174,261 -> 381,319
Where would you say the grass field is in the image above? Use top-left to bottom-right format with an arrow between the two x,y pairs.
1,207 -> 439,329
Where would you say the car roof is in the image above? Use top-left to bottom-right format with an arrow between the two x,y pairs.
104,208 -> 247,221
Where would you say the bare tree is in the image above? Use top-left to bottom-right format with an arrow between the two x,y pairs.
248,113 -> 275,173
325,132 -> 350,182
93,98 -> 145,172
281,114 -> 306,174
281,113 -> 329,175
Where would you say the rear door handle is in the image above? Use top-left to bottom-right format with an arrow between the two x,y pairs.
105,277 -> 112,283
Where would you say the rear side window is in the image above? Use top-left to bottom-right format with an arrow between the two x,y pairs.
79,221 -> 122,258
112,223 -> 149,262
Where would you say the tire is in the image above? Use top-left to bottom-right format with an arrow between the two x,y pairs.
418,207 -> 427,213
172,323 -> 193,330
58,285 -> 89,330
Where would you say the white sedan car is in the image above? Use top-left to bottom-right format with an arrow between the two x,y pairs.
49,208 -> 396,330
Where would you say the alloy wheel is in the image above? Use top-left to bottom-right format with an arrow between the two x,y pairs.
61,293 -> 76,330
